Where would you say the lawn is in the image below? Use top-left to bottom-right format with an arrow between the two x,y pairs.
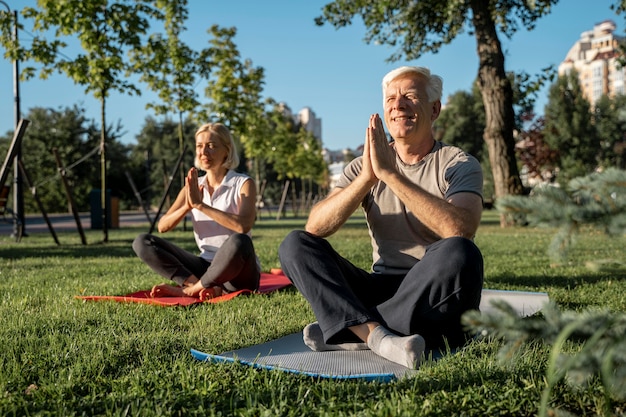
0,209 -> 624,416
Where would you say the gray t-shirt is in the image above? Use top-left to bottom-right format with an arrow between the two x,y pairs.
335,141 -> 483,274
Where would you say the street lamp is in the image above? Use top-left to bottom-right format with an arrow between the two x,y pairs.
0,0 -> 24,238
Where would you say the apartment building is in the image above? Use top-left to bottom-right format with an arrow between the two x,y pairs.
558,20 -> 626,106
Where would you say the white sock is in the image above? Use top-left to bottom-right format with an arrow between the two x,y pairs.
366,326 -> 425,369
302,322 -> 369,351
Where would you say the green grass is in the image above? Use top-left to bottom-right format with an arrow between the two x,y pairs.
0,210 -> 625,416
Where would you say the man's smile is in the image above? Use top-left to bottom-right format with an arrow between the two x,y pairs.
391,115 -> 416,122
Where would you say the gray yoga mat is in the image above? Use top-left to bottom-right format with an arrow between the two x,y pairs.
191,289 -> 549,382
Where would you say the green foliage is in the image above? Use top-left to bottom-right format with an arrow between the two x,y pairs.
18,0 -> 161,98
129,116 -> 198,209
257,102 -> 297,182
496,168 -> 626,265
200,25 -> 265,139
518,85 -> 626,188
0,105 -> 133,213
290,128 -> 327,185
510,67 -> 557,124
593,94 -> 626,170
130,0 -> 203,187
315,0 -> 557,62
434,88 -> 485,161
515,117 -> 560,185
132,0 -> 203,117
9,0 -> 167,240
544,71 -> 600,183
464,302 -> 626,417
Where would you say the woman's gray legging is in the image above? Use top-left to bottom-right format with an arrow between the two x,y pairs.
132,232 -> 260,292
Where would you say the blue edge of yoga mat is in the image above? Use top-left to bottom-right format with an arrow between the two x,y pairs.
191,289 -> 550,383
190,346 -> 398,383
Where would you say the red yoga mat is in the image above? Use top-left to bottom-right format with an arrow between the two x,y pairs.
76,269 -> 291,307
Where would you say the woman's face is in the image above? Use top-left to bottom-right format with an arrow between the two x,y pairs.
195,131 -> 228,172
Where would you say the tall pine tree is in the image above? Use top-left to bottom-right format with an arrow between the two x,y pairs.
544,71 -> 599,183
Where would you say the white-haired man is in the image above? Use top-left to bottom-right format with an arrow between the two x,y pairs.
279,66 -> 484,368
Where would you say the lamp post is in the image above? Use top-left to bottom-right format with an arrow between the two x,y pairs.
0,0 -> 24,238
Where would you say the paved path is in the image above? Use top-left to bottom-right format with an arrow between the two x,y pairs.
0,211 -> 155,237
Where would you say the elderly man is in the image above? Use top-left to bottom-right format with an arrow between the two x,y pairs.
279,66 -> 484,369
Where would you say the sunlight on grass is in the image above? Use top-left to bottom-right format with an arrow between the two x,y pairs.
0,212 -> 624,416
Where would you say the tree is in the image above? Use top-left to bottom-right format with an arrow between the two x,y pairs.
515,117 -> 559,186
130,116 -> 197,210
2,0 -> 162,241
131,0 -> 205,192
200,25 -> 265,164
434,74 -> 548,199
593,94 -> 626,170
496,168 -> 626,265
240,98 -> 282,198
544,71 -> 599,183
434,87 -> 485,161
315,0 -> 559,225
263,103 -> 299,181
613,1 -> 626,65
0,105 -> 133,214
464,301 -> 626,417
290,127 -> 328,209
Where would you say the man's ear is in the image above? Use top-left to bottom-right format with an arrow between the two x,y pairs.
431,100 -> 442,121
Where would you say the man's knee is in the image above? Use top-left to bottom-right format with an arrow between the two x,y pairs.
278,230 -> 309,259
437,237 -> 483,269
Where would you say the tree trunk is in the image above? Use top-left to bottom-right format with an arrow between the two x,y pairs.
178,110 -> 187,231
470,0 -> 524,226
100,95 -> 108,242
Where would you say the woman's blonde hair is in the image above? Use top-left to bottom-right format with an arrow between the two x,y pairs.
194,123 -> 240,170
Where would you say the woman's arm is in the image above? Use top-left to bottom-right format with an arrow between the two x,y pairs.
189,178 -> 257,234
157,187 -> 191,233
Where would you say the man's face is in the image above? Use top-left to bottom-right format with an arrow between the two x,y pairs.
383,74 -> 438,141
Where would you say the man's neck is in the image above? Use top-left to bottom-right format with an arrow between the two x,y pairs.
392,137 -> 436,165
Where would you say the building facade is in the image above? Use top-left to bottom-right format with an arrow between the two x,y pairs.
558,20 -> 625,106
297,106 -> 322,143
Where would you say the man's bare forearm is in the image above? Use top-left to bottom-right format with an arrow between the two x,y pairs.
380,170 -> 481,239
305,175 -> 374,237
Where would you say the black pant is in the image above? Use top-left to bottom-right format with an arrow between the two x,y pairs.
132,233 -> 260,292
278,231 -> 483,350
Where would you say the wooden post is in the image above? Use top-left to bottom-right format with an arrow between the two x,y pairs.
125,170 -> 152,224
150,145 -> 187,234
276,180 -> 290,221
52,148 -> 87,245
18,160 -> 60,245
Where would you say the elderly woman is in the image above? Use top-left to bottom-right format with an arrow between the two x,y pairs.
133,123 -> 260,300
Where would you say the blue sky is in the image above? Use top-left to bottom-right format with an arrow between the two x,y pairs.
0,0 -> 622,151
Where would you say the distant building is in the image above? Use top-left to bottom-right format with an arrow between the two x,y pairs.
277,103 -> 365,177
558,20 -> 626,106
327,161 -> 346,190
277,103 -> 323,144
322,147 -> 362,164
297,107 -> 322,143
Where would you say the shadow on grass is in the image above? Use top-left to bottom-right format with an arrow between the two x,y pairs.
254,216 -> 367,230
0,243 -> 138,259
488,271 -> 625,290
